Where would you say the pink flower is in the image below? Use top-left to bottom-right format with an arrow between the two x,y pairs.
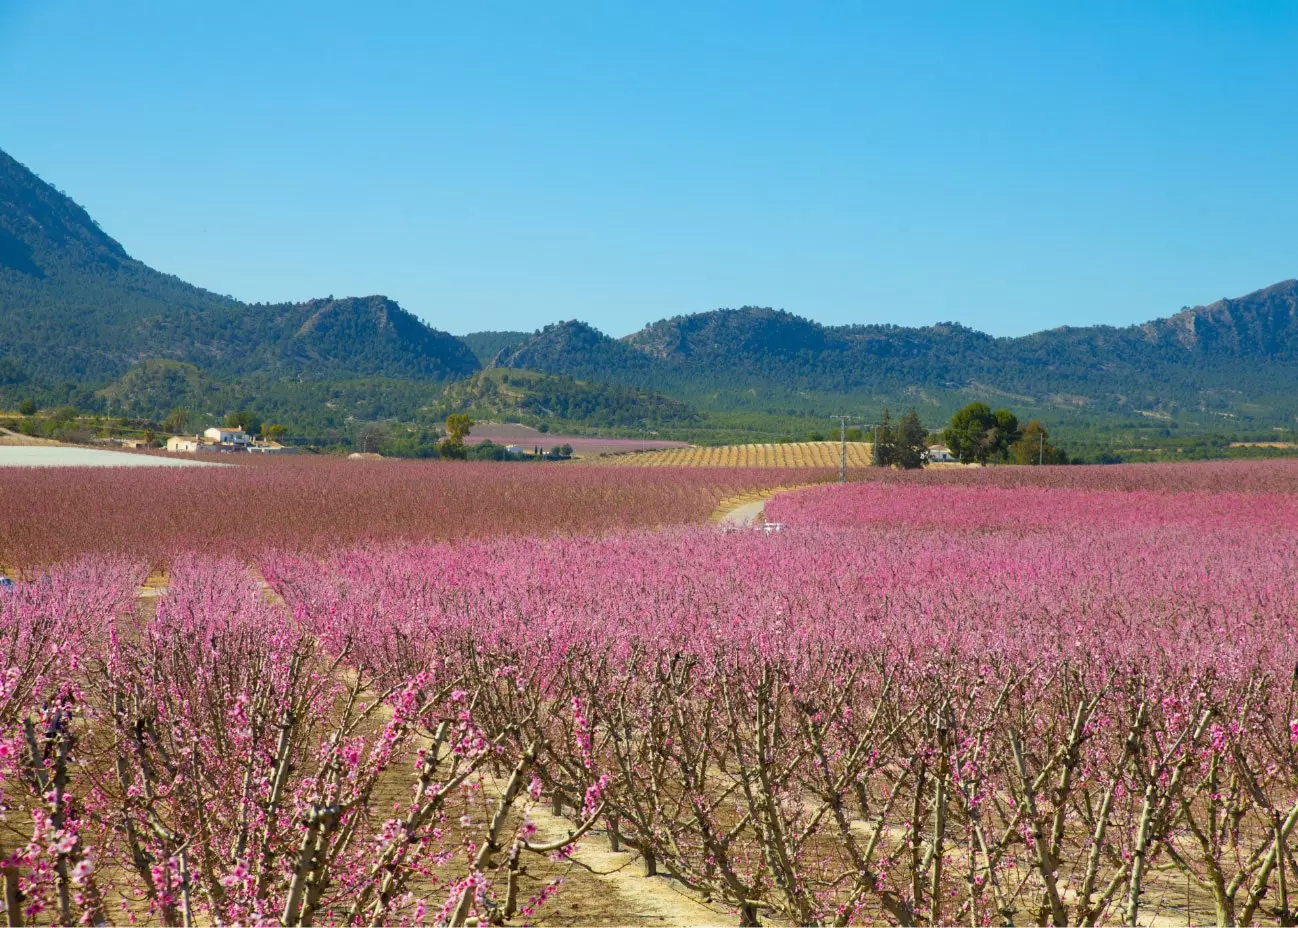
71,859 -> 93,885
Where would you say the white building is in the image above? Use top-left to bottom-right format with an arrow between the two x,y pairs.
204,426 -> 252,447
248,441 -> 298,455
166,436 -> 202,453
926,444 -> 957,463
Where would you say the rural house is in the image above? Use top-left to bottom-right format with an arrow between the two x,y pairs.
204,426 -> 252,448
165,436 -> 202,453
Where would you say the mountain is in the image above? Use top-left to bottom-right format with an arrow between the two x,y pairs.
0,147 -> 477,386
1138,280 -> 1298,357
490,284 -> 1298,425
265,296 -> 478,380
6,143 -> 1298,441
430,368 -> 701,431
459,331 -> 531,366
496,321 -> 667,386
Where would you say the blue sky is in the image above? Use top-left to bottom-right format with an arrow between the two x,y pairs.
1,2 -> 1295,337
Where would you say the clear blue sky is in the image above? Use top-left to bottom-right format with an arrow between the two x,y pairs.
2,1 -> 1295,337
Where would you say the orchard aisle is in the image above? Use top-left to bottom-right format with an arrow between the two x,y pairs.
481,780 -> 734,927
710,483 -> 818,526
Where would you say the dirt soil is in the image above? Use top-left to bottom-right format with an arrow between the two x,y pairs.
0,427 -> 64,446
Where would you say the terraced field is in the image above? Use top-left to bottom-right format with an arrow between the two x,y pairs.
599,440 -> 873,467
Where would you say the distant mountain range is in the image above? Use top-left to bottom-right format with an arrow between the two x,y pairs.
485,282 -> 1298,424
2,144 -> 1297,439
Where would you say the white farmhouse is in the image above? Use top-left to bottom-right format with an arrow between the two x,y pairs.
204,426 -> 252,448
166,436 -> 202,453
926,444 -> 957,463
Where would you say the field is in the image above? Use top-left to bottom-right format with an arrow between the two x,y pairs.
1,459 -> 1296,926
0,457 -> 827,568
0,446 -> 222,468
463,423 -> 689,455
599,439 -> 875,467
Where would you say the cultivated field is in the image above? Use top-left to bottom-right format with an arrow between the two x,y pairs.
600,439 -> 875,467
464,423 -> 688,455
1,459 -> 1296,926
0,457 -> 832,567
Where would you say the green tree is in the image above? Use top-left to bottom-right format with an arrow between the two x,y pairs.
51,405 -> 79,424
872,410 -> 897,467
262,423 -> 288,443
894,408 -> 928,469
991,408 -> 1021,456
943,402 -> 1021,464
438,414 -> 475,459
1009,420 -> 1068,465
162,407 -> 190,434
445,414 -> 474,444
224,409 -> 262,436
438,438 -> 468,459
18,399 -> 36,416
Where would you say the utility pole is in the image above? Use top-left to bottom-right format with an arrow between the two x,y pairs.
831,415 -> 853,483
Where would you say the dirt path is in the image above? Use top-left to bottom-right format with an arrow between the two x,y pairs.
480,783 -> 733,926
219,567 -> 733,925
709,483 -> 817,526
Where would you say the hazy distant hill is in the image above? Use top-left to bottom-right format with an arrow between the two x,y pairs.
0,147 -> 478,386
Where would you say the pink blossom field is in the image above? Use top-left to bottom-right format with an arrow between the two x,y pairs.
1,460 -> 1296,925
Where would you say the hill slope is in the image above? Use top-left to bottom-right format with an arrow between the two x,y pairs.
459,330 -> 531,366
0,147 -> 477,385
492,284 -> 1298,425
6,144 -> 1298,438
430,368 -> 701,431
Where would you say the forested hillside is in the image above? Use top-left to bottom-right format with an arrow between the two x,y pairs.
5,142 -> 1298,450
459,330 -> 531,366
0,148 -> 477,387
430,368 -> 701,431
491,284 -> 1298,427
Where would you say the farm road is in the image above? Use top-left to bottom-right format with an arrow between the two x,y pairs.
711,483 -> 818,527
720,498 -> 767,526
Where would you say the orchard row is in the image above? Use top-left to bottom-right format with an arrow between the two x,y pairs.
2,470 -> 1295,924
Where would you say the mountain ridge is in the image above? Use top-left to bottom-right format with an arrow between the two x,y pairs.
483,281 -> 1298,422
5,143 -> 1298,436
0,147 -> 478,386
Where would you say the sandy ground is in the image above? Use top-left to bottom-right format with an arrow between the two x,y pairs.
0,445 -> 224,467
710,483 -> 817,526
719,497 -> 767,526
0,427 -> 63,446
